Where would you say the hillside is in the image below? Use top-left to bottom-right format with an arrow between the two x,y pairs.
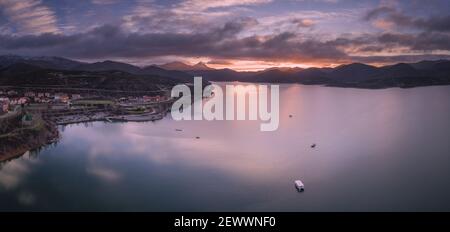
0,63 -> 181,92
1,55 -> 450,89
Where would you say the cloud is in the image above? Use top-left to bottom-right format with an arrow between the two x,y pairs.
364,6 -> 450,32
0,23 -> 347,63
0,0 -> 59,34
350,54 -> 450,64
177,0 -> 272,12
207,60 -> 234,65
291,18 -> 315,28
295,0 -> 339,3
377,32 -> 450,51
0,1 -> 448,66
1,20 -> 449,65
91,0 -> 119,5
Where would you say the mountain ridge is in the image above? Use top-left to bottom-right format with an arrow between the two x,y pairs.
1,55 -> 450,89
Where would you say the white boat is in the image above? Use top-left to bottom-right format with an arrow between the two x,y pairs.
294,180 -> 304,192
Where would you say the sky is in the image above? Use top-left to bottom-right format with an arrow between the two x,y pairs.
0,0 -> 449,71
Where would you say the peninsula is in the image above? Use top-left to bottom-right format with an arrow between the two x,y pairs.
0,57 -> 209,162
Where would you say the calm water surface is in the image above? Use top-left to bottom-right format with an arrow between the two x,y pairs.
1,84 -> 450,211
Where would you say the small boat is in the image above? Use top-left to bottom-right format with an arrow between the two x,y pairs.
195,136 -> 200,139
294,180 -> 304,192
289,115 -> 293,118
175,129 -> 183,132
311,143 -> 316,148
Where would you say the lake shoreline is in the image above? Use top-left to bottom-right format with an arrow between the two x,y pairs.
0,116 -> 59,163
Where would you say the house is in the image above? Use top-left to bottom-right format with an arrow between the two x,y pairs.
143,96 -> 152,102
18,97 -> 28,105
61,95 -> 70,103
34,97 -> 43,103
24,92 -> 36,97
71,94 -> 81,100
54,93 -> 69,103
7,90 -> 18,96
0,101 -> 8,114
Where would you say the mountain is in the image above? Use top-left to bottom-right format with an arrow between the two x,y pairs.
376,63 -> 420,79
0,56 -> 213,91
0,55 -> 84,70
248,67 -> 330,84
159,61 -> 214,71
142,65 -> 192,82
329,63 -> 380,82
74,60 -> 143,74
188,60 -> 450,88
73,60 -> 193,82
188,68 -> 255,82
0,62 -> 43,76
410,60 -> 450,78
0,63 -> 180,91
1,55 -> 449,89
411,60 -> 448,70
159,61 -> 193,71
192,62 -> 214,71
264,67 -> 304,72
250,69 -> 298,83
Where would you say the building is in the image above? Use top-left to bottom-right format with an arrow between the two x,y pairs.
18,97 -> 29,105
0,101 -> 8,114
7,90 -> 18,96
71,94 -> 82,100
24,92 -> 36,97
54,93 -> 69,103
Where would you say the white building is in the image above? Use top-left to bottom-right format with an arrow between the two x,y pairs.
1,101 -> 8,113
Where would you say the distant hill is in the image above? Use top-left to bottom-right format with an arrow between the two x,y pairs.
0,63 -> 181,92
141,65 -> 192,83
1,55 -> 449,89
181,60 -> 450,88
159,61 -> 214,71
329,63 -> 380,82
73,60 -> 193,83
0,55 -> 85,70
74,60 -> 143,74
0,55 -> 193,83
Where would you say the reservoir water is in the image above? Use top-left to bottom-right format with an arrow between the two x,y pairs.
1,84 -> 450,211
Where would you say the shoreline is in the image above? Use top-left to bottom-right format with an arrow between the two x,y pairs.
211,81 -> 450,90
0,119 -> 59,163
0,110 -> 169,163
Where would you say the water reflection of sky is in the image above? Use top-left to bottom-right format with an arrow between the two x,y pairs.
1,84 -> 450,211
